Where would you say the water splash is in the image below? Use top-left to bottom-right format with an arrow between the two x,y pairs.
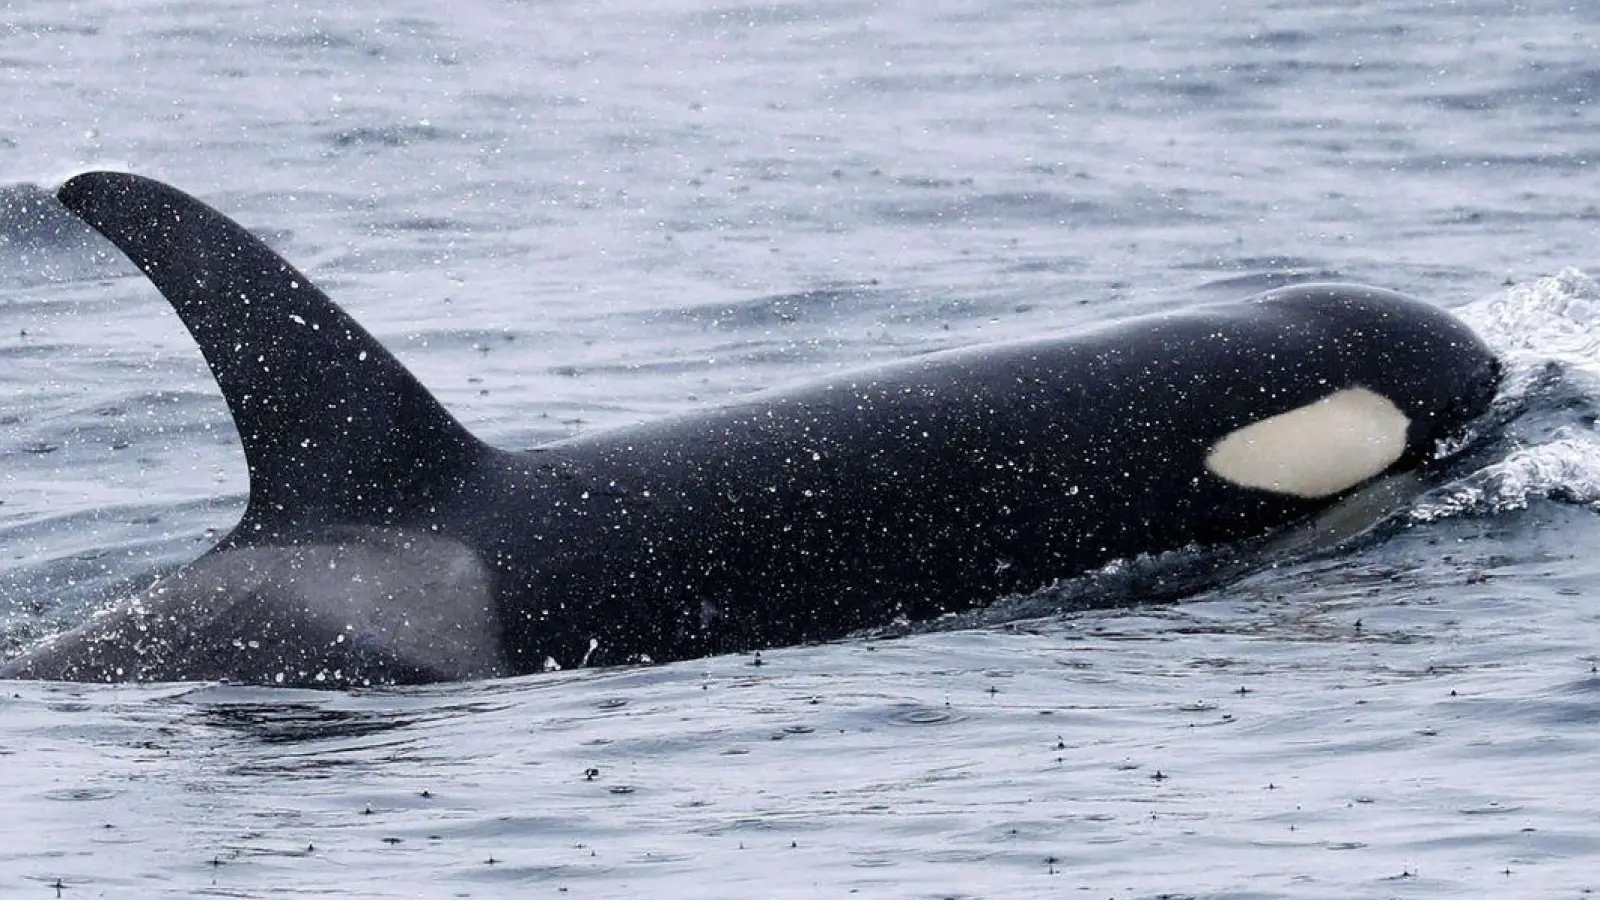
1413,269 -> 1600,521
1458,267 -> 1600,381
1414,429 -> 1600,520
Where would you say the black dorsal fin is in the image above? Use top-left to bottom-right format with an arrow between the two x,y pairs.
57,171 -> 488,540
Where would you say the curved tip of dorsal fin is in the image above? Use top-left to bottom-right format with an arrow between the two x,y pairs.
57,171 -> 488,537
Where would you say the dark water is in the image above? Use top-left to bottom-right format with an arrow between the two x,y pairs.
3,1 -> 1600,897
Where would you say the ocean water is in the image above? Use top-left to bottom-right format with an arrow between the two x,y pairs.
3,0 -> 1600,897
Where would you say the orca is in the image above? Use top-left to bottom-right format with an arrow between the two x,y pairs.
0,172 -> 1501,687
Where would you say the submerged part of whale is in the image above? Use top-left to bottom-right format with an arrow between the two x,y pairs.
0,172 -> 1502,687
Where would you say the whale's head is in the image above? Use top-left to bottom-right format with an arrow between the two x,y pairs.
1199,284 -> 1501,501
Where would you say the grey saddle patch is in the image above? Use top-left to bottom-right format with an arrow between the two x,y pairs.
5,528 -> 504,687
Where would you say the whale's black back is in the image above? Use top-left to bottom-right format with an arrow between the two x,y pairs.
471,286 -> 1501,672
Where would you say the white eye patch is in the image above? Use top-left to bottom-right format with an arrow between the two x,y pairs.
1203,387 -> 1410,499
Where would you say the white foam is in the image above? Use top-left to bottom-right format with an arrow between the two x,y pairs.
1458,267 -> 1600,382
1413,429 -> 1600,521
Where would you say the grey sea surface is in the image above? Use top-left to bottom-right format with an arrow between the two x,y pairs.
3,0 -> 1600,897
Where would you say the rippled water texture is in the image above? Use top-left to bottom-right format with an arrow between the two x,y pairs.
3,1 -> 1600,897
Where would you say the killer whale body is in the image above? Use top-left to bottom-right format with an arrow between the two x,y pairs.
0,172 -> 1501,687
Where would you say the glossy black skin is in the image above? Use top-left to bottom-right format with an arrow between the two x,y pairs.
0,172 -> 1501,685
